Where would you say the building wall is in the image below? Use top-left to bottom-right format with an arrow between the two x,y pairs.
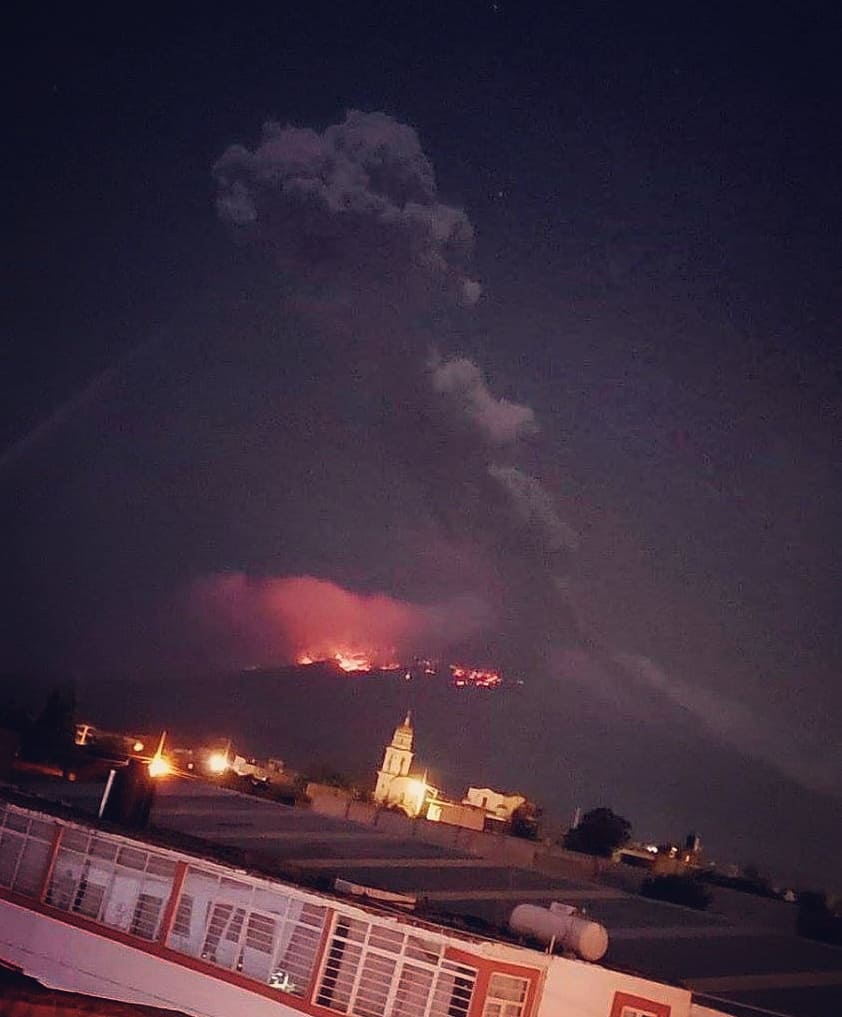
0,899 -> 294,1017
463,787 -> 526,821
306,791 -> 539,865
0,797 -> 727,1017
543,953 -> 693,1017
426,801 -> 486,831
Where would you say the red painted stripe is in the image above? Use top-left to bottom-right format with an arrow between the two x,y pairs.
305,905 -> 336,1003
4,872 -> 545,1017
610,990 -> 671,1017
36,823 -> 64,903
445,944 -> 542,1017
156,860 -> 187,944
0,890 -> 324,1015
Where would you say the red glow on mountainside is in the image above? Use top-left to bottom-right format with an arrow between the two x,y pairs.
449,664 -> 502,688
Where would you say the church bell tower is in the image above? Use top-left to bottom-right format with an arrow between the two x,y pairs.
374,711 -> 414,803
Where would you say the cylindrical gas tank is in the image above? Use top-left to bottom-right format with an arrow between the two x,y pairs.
508,903 -> 609,962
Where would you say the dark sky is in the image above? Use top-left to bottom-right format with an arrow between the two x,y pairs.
3,4 -> 842,885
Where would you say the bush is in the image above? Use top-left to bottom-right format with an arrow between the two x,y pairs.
641,874 -> 712,910
797,892 -> 842,945
564,807 -> 631,857
699,869 -> 776,898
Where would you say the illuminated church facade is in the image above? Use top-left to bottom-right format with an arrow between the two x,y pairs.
373,712 -> 428,817
373,711 -> 530,830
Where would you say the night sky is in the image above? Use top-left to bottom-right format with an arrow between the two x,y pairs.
4,4 -> 842,885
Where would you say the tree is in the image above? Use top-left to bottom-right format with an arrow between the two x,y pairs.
23,683 -> 77,768
306,763 -> 354,792
564,806 -> 631,857
510,801 -> 542,841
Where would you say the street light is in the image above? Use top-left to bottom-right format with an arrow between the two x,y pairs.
207,751 -> 229,774
148,754 -> 172,778
148,730 -> 172,778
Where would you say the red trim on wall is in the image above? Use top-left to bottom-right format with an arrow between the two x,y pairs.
156,859 -> 187,944
305,905 -> 335,1002
444,944 -> 542,1017
610,990 -> 672,1017
1,889 -> 550,1017
466,964 -> 491,1017
522,966 -> 541,1017
0,890 -> 326,1016
36,823 -> 63,903
153,942 -> 335,1017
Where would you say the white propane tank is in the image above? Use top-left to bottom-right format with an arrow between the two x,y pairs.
508,902 -> 609,962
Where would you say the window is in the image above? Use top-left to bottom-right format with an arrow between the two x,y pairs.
609,992 -> 671,1017
201,902 -> 246,968
316,915 -> 476,1017
72,871 -> 108,919
482,973 -> 528,1017
246,912 -> 276,953
168,865 -> 327,997
172,894 -> 193,939
45,827 -> 176,941
0,805 -> 54,897
130,892 -> 166,940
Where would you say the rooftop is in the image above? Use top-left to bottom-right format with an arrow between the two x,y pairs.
9,774 -> 842,1017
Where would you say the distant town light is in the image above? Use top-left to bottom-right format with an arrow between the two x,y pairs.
75,723 -> 95,746
132,741 -> 144,753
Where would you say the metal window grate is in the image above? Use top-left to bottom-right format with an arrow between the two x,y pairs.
169,866 -> 327,998
431,960 -> 476,1017
0,832 -> 24,888
45,828 -> 174,942
171,893 -> 194,939
73,877 -> 107,920
0,805 -> 55,897
130,893 -> 165,940
246,912 -> 276,954
317,916 -> 477,1017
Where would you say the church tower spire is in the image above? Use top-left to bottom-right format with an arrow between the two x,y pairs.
373,711 -> 415,803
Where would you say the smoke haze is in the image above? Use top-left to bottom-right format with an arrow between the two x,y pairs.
190,574 -> 491,668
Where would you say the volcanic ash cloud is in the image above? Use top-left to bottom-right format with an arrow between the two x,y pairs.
213,110 -> 481,309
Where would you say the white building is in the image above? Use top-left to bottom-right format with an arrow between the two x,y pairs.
0,794 -> 728,1017
463,786 -> 527,822
373,712 -> 429,817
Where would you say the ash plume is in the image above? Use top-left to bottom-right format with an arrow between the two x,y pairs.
430,355 -> 538,445
206,110 -> 586,684
213,110 -> 480,310
613,652 -> 842,797
488,465 -> 580,552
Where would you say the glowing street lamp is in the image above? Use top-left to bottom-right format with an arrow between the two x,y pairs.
207,751 -> 229,774
148,731 -> 172,779
148,754 -> 172,778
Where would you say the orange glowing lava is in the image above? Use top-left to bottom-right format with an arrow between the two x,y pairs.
449,664 -> 502,688
333,650 -> 373,673
295,647 -> 403,673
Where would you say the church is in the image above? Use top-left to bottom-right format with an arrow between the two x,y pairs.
372,711 -> 430,817
373,711 -> 532,831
